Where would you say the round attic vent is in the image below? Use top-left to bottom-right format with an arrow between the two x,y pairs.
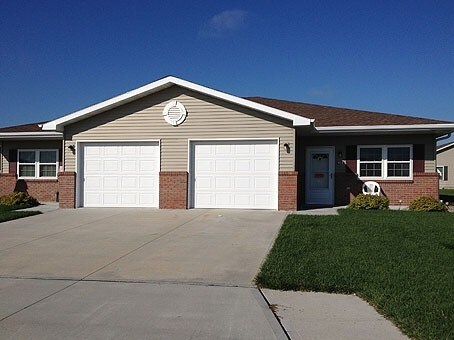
163,101 -> 187,126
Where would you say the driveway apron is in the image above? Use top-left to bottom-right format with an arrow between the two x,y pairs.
0,208 -> 287,339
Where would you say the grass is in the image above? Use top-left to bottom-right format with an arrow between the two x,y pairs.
440,188 -> 454,204
256,209 -> 454,340
0,204 -> 41,223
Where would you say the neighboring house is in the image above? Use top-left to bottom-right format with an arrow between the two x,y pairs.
1,76 -> 453,210
437,142 -> 454,189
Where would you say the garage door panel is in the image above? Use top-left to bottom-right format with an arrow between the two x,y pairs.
234,160 -> 251,172
103,193 -> 119,205
103,176 -> 119,189
120,177 -> 137,189
104,160 -> 120,172
121,160 -> 137,172
196,160 -> 213,172
215,176 -> 233,189
215,160 -> 232,171
82,142 -> 159,207
215,193 -> 232,206
234,177 -> 250,189
192,140 -> 278,209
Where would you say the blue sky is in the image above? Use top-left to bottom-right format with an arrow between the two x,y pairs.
1,0 -> 453,130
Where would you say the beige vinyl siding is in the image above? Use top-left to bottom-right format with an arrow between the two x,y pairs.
64,85 -> 295,172
437,146 -> 454,188
298,134 -> 437,173
1,140 -> 62,174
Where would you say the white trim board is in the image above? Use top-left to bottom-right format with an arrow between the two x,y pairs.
42,76 -> 313,131
437,142 -> 454,153
315,124 -> 454,133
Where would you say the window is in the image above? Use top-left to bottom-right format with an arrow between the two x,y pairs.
436,166 -> 448,181
18,150 -> 58,178
358,145 -> 412,179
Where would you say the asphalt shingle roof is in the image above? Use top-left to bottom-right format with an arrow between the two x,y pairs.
246,97 -> 451,127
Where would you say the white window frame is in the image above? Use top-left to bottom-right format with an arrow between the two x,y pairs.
17,149 -> 59,179
357,145 -> 413,180
436,165 -> 448,181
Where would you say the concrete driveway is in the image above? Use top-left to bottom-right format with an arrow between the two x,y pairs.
0,208 -> 287,339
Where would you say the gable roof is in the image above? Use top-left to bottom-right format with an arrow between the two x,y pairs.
437,142 -> 454,153
42,76 -> 313,131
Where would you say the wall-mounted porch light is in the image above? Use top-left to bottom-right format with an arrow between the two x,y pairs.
68,144 -> 76,155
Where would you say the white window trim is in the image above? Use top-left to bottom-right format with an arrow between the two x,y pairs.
357,145 -> 413,180
436,165 -> 448,181
17,149 -> 59,179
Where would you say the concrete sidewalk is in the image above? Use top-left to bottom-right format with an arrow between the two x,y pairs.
262,289 -> 408,340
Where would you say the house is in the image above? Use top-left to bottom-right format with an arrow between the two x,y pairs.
437,142 -> 454,189
1,76 -> 453,210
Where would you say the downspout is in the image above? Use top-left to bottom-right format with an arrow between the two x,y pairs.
436,133 -> 451,142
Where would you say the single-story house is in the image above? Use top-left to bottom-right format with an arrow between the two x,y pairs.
437,142 -> 454,189
1,76 -> 453,210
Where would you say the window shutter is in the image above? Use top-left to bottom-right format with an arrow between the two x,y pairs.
444,166 -> 448,181
345,145 -> 357,174
9,149 -> 17,174
413,144 -> 425,173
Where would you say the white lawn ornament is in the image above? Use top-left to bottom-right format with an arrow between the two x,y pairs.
362,181 -> 381,196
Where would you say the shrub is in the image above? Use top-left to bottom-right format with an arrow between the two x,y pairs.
409,196 -> 447,212
348,194 -> 389,210
0,191 -> 39,209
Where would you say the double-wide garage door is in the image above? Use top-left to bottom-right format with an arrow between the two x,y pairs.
190,140 -> 278,209
81,142 -> 159,207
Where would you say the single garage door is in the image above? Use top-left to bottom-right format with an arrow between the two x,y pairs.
190,140 -> 278,209
81,142 -> 159,207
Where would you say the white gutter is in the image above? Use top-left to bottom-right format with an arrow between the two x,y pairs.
0,132 -> 63,140
316,123 -> 454,133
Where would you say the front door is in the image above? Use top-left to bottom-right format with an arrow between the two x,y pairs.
305,147 -> 335,205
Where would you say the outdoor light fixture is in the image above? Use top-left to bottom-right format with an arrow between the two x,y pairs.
284,143 -> 290,153
68,144 -> 76,154
337,151 -> 343,158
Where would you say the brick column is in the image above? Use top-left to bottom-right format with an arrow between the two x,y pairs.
278,171 -> 298,211
159,171 -> 188,209
0,173 -> 17,197
58,172 -> 76,208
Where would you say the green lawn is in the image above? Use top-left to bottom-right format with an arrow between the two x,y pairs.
0,205 -> 41,223
440,188 -> 454,204
256,210 -> 454,340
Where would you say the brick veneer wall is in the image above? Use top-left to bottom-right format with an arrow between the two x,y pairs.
23,180 -> 59,202
335,172 -> 439,205
159,171 -> 188,209
0,174 -> 17,197
58,172 -> 76,208
0,174 -> 58,202
279,171 -> 298,211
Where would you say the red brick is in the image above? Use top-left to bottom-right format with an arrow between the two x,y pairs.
279,171 -> 298,211
159,171 -> 188,209
335,172 -> 439,205
58,172 -> 76,208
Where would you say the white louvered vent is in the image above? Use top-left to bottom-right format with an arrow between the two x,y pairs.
163,101 -> 187,126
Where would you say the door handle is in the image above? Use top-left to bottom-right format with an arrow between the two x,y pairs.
330,173 -> 333,179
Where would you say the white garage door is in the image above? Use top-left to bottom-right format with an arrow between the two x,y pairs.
190,140 -> 278,209
81,142 -> 159,207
